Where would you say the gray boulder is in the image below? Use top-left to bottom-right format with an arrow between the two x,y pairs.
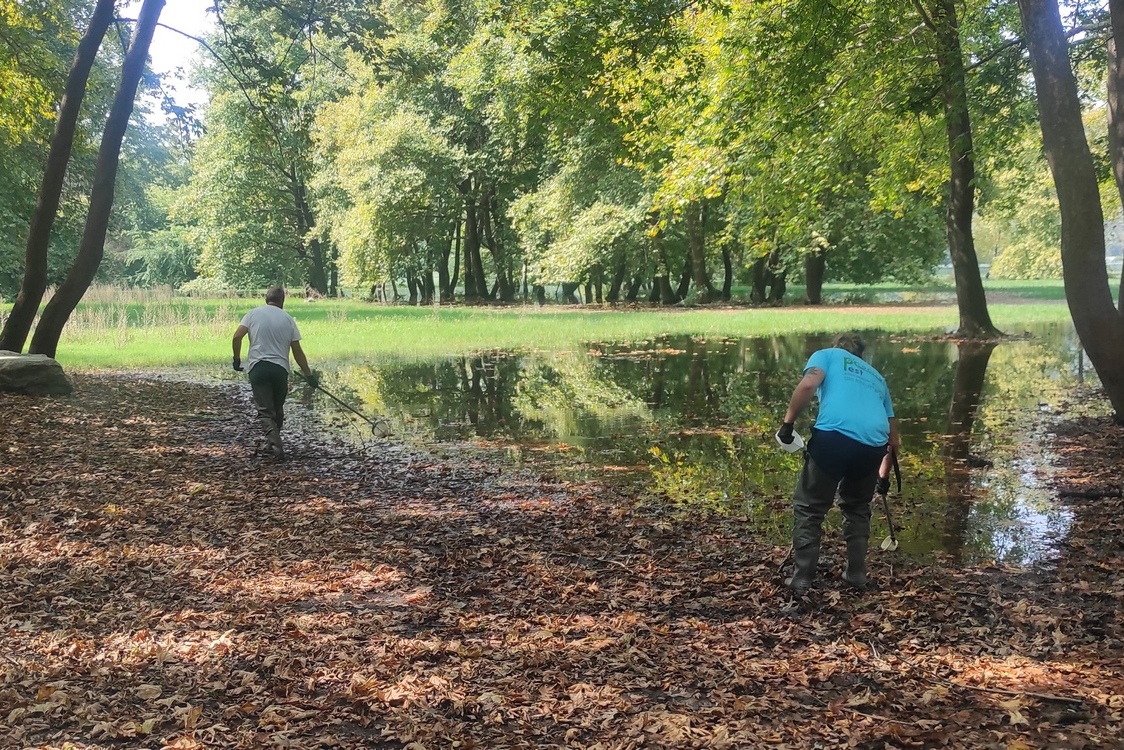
0,351 -> 73,395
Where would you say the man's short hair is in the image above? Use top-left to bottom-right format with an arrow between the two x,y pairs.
833,332 -> 866,358
265,286 -> 286,305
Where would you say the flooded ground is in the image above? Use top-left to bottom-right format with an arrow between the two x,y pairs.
273,322 -> 1092,566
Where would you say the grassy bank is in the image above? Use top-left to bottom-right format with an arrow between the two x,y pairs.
1,282 -> 1075,369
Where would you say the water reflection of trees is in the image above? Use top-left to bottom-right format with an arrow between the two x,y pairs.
940,342 -> 997,563
330,328 -> 1079,561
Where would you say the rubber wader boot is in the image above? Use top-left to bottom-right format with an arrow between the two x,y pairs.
785,544 -> 820,593
842,523 -> 870,589
260,417 -> 285,461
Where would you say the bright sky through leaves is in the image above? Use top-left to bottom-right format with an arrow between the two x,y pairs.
126,0 -> 213,108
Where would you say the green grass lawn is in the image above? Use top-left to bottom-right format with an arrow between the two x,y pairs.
0,282 -> 1073,370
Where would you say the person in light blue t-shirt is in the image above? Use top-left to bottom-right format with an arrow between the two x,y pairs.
776,333 -> 899,593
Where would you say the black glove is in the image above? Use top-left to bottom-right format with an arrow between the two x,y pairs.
232,356 -> 243,372
777,422 -> 795,444
876,476 -> 890,496
304,370 -> 320,388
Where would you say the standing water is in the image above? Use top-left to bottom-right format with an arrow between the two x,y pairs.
307,323 -> 1090,566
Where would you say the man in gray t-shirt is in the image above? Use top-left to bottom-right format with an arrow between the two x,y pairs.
231,286 -> 318,460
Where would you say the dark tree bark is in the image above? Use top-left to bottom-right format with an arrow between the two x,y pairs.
766,247 -> 786,303
803,249 -> 827,305
674,253 -> 691,301
461,182 -> 482,300
467,198 -> 489,301
0,0 -> 115,353
561,282 -> 581,304
292,173 -> 328,295
921,0 -> 1000,337
606,258 -> 627,302
447,219 -> 461,301
721,246 -> 733,301
583,282 -> 593,304
1107,21 -> 1124,307
533,284 -> 546,305
405,268 -> 418,305
767,269 -> 787,303
657,274 -> 677,304
30,0 -> 165,358
749,257 -> 767,304
685,202 -> 716,302
626,275 -> 642,302
484,189 -> 515,302
1018,0 -> 1124,420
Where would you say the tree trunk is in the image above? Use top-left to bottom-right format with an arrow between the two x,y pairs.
468,198 -> 489,301
1107,24 -> 1124,308
930,0 -> 1000,337
533,284 -> 546,305
584,282 -> 593,304
767,269 -> 787,303
484,189 -> 515,302
1018,0 -> 1124,420
561,282 -> 581,304
292,174 -> 328,295
447,218 -> 461,300
657,274 -> 677,304
721,246 -> 733,301
803,249 -> 827,305
766,247 -> 786,303
686,202 -> 715,302
328,242 -> 339,296
30,0 -> 165,358
626,275 -> 642,302
463,194 -> 479,300
674,252 -> 691,301
406,268 -> 418,305
750,257 -> 767,303
0,0 -> 115,353
606,258 -> 627,302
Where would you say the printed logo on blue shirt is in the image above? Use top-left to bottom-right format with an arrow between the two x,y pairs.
843,356 -> 867,377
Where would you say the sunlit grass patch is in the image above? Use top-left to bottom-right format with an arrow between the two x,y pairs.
40,295 -> 1075,370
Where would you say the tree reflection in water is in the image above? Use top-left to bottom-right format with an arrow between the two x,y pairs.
323,325 -> 1083,563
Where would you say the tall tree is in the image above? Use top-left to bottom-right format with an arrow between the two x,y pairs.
0,0 -> 115,353
917,0 -> 1001,337
30,0 -> 165,357
1016,0 -> 1124,419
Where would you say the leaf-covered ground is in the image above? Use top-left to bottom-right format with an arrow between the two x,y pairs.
0,375 -> 1121,749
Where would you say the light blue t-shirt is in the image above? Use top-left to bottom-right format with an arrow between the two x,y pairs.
805,347 -> 894,447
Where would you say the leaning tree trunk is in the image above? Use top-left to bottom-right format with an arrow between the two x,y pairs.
30,0 -> 165,358
928,0 -> 1000,338
1018,0 -> 1124,420
0,0 -> 115,353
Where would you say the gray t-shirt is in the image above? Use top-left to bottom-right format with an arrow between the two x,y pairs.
240,304 -> 301,373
